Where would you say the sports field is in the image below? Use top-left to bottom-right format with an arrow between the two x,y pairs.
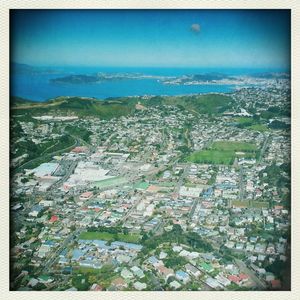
233,117 -> 269,132
248,124 -> 269,132
211,141 -> 257,152
187,149 -> 235,165
92,176 -> 128,189
187,141 -> 259,165
231,200 -> 269,209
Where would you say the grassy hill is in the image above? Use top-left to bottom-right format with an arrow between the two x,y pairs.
144,93 -> 233,115
10,96 -> 36,106
11,93 -> 233,119
11,96 -> 139,119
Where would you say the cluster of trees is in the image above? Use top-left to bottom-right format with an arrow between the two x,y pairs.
265,258 -> 290,281
140,224 -> 213,255
72,264 -> 116,290
263,104 -> 290,118
12,132 -> 75,173
65,125 -> 92,143
260,163 -> 290,189
268,120 -> 289,130
87,225 -> 129,235
164,256 -> 188,269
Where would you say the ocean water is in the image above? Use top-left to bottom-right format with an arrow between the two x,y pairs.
10,66 -> 284,102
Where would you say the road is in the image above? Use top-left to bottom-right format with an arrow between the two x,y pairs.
104,132 -> 117,147
121,195 -> 143,223
49,159 -> 78,191
189,198 -> 199,219
153,219 -> 165,236
40,189 -> 109,273
176,163 -> 190,193
184,128 -> 192,149
258,134 -> 270,164
67,132 -> 94,151
15,136 -> 79,172
238,166 -> 245,200
41,228 -> 81,273
39,179 -> 143,274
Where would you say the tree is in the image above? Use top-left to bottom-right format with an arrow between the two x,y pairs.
164,256 -> 187,268
172,224 -> 183,234
268,120 -> 289,130
34,283 -> 47,291
21,177 -> 29,184
72,274 -> 90,291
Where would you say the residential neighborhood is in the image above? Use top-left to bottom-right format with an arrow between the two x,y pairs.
10,80 -> 290,291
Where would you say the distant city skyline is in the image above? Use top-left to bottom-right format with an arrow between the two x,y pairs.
11,9 -> 290,69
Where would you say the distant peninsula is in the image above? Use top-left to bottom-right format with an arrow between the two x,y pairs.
50,71 -> 290,86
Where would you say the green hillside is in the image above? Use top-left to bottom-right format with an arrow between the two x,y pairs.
11,96 -> 138,119
11,93 -> 233,119
145,93 -> 233,115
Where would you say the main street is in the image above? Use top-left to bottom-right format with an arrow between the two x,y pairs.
258,134 -> 270,164
239,166 -> 245,200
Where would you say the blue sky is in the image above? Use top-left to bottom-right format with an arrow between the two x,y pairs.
10,10 -> 290,69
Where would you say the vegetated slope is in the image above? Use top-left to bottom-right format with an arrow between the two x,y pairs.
11,93 -> 233,119
10,96 -> 36,106
50,74 -> 99,84
144,93 -> 233,115
11,96 -> 139,119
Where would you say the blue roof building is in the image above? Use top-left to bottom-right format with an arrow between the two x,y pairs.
148,256 -> 159,265
111,241 -> 142,251
175,270 -> 190,283
92,239 -> 110,249
72,249 -> 84,261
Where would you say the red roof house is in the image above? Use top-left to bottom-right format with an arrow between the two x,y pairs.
271,279 -> 282,289
228,275 -> 240,284
49,215 -> 59,223
239,273 -> 249,281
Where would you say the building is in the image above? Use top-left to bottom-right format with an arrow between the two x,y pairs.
185,264 -> 201,278
157,266 -> 174,282
175,270 -> 190,284
133,281 -> 147,291
121,268 -> 134,280
79,191 -> 93,201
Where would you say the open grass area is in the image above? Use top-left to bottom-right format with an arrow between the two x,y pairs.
159,94 -> 233,115
186,149 -> 235,165
231,200 -> 250,208
133,181 -> 149,190
79,231 -> 114,241
79,231 -> 140,243
188,94 -> 233,114
232,117 -> 269,133
76,267 -> 102,274
251,201 -> 269,209
234,117 -> 254,125
92,176 -> 128,189
211,141 -> 257,152
235,152 -> 256,159
187,141 -> 259,165
231,200 -> 269,209
248,124 -> 269,132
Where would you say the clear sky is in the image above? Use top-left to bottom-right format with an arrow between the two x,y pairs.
10,9 -> 291,69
